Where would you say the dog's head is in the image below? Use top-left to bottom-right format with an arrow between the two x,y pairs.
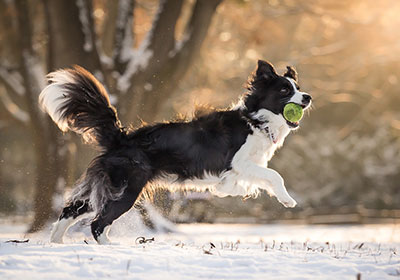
244,60 -> 312,129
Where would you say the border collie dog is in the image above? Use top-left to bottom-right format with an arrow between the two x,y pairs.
39,60 -> 311,244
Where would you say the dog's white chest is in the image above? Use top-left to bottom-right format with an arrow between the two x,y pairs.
231,127 -> 281,173
206,129 -> 277,197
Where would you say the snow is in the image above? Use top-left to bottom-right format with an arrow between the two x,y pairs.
144,83 -> 153,91
116,45 -> 153,93
1,221 -> 399,280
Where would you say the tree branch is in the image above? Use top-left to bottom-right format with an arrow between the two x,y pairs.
14,0 -> 44,115
117,0 -> 184,95
101,1 -> 119,58
0,65 -> 29,125
0,0 -> 20,66
112,0 -> 135,74
169,0 -> 222,78
117,0 -> 185,120
145,0 -> 184,70
136,0 -> 222,121
42,0 -> 54,71
0,65 -> 25,97
0,87 -> 29,125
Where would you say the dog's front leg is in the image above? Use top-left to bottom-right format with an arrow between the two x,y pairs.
242,164 -> 297,208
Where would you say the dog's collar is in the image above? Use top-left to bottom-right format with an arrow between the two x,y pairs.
240,111 -> 278,144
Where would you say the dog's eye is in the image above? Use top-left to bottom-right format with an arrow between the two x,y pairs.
280,87 -> 289,94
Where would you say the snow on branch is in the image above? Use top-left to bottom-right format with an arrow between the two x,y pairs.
0,65 -> 25,96
167,0 -> 223,77
0,87 -> 30,123
131,0 -> 223,122
117,45 -> 153,94
169,32 -> 191,58
116,0 -> 184,94
146,0 -> 184,58
76,0 -> 93,52
113,0 -> 135,70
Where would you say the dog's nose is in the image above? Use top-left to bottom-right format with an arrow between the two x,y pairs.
302,94 -> 312,104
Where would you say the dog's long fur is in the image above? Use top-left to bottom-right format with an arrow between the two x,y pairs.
40,61 -> 311,244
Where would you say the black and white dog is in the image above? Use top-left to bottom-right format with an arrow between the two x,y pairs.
39,60 -> 311,244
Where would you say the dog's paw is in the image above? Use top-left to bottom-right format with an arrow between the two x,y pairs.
278,197 -> 297,208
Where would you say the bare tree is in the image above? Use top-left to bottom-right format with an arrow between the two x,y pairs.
0,0 -> 222,231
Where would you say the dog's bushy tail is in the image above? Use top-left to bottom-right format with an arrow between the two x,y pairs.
39,66 -> 124,150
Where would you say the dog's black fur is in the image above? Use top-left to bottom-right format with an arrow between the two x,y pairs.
40,60 -> 311,243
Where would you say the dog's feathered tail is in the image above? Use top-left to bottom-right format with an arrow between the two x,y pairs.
39,65 -> 124,150
39,66 -> 128,213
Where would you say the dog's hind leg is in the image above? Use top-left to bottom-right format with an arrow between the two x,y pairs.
50,200 -> 92,243
90,177 -> 147,245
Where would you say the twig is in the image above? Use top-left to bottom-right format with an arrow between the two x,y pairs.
126,259 -> 131,274
202,242 -> 220,255
5,239 -> 29,243
135,236 -> 155,244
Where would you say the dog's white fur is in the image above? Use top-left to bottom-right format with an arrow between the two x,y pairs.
287,77 -> 308,105
39,71 -> 75,132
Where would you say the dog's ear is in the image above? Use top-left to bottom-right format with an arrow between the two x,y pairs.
256,60 -> 277,79
284,66 -> 298,82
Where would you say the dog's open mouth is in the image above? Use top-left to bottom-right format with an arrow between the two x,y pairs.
286,120 -> 300,128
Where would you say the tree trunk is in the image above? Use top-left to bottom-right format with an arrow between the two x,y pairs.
11,0 -> 58,232
27,125 -> 58,232
45,0 -> 103,73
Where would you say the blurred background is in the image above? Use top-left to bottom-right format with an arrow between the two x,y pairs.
0,0 -> 399,232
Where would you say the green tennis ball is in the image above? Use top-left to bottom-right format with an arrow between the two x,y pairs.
283,103 -> 303,123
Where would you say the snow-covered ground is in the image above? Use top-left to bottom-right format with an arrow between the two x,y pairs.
0,220 -> 399,280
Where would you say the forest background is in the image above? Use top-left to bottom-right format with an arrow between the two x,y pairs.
0,0 -> 399,231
